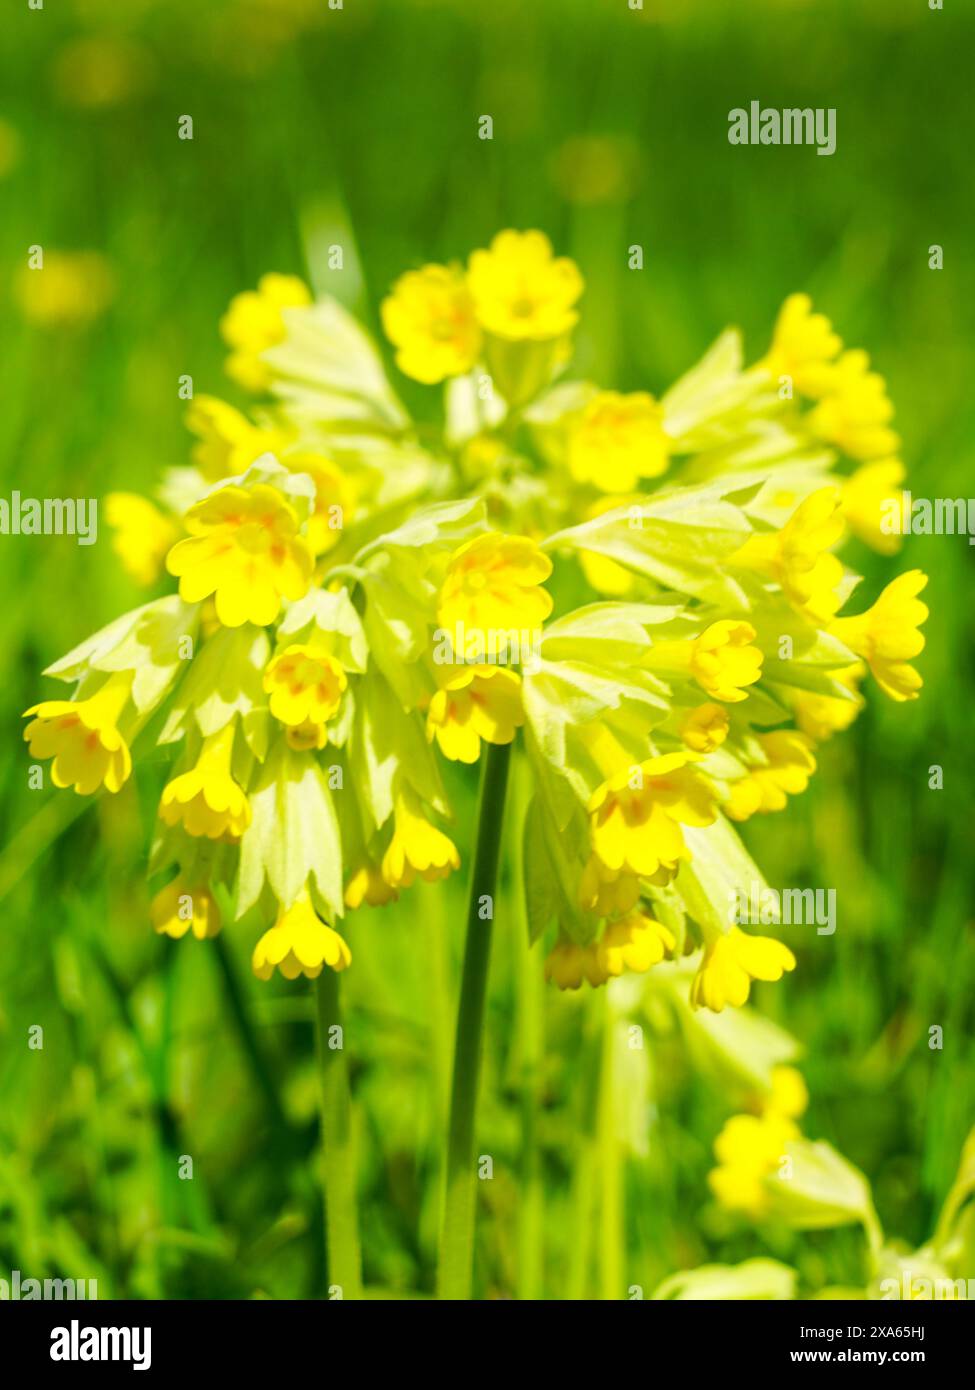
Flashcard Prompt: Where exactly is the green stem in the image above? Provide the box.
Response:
[597,1003,624,1301]
[437,740,512,1301]
[314,968,362,1300]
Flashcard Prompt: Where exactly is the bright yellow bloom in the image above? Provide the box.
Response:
[688,621,764,703]
[588,752,716,881]
[285,453,354,555]
[437,533,553,658]
[23,675,132,795]
[830,570,928,702]
[185,396,293,481]
[166,480,313,628]
[595,911,675,979]
[568,391,671,491]
[808,349,900,460]
[381,787,460,889]
[15,250,114,327]
[252,894,351,981]
[105,492,178,586]
[760,293,842,398]
[220,272,312,392]
[159,723,251,841]
[709,1109,800,1216]
[680,702,730,754]
[578,855,641,915]
[842,458,907,554]
[264,644,346,737]
[426,665,524,763]
[691,927,797,1012]
[544,938,609,990]
[732,488,845,623]
[151,880,221,941]
[467,229,583,341]
[344,862,399,910]
[380,263,482,384]
[768,1064,809,1120]
[791,664,865,741]
[725,731,816,821]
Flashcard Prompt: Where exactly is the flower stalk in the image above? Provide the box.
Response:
[314,968,362,1299]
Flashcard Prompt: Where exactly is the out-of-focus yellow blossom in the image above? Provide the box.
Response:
[595,911,675,979]
[808,349,900,460]
[578,855,641,916]
[426,665,523,763]
[841,458,907,554]
[23,674,132,795]
[0,119,21,178]
[437,533,553,657]
[381,786,460,889]
[790,664,865,742]
[159,723,251,841]
[588,752,716,882]
[544,938,609,991]
[252,894,351,981]
[691,926,796,1012]
[733,488,845,623]
[105,492,179,586]
[768,1064,809,1120]
[830,570,928,702]
[264,643,346,736]
[467,229,583,341]
[760,293,842,398]
[680,702,730,754]
[708,1065,808,1215]
[151,880,221,941]
[186,396,293,481]
[381,263,482,384]
[567,391,671,491]
[285,453,354,555]
[220,272,311,392]
[344,861,399,910]
[650,621,764,703]
[166,480,313,628]
[725,730,816,821]
[15,250,114,327]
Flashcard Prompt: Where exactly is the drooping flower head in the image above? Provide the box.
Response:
[808,349,900,461]
[437,532,552,662]
[220,272,312,392]
[725,731,817,821]
[381,785,460,889]
[426,664,524,763]
[381,263,482,384]
[23,673,133,795]
[467,230,583,341]
[732,488,846,623]
[252,893,351,981]
[842,458,907,554]
[567,390,671,491]
[830,570,928,701]
[594,911,675,979]
[688,620,764,703]
[159,722,251,841]
[151,880,221,941]
[264,643,347,739]
[691,926,796,1012]
[105,492,178,587]
[588,752,716,882]
[186,396,293,481]
[760,292,842,398]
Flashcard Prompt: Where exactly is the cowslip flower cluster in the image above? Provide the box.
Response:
[26,233,927,1015]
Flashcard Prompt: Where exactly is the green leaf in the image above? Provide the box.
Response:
[157,625,270,759]
[652,1258,797,1301]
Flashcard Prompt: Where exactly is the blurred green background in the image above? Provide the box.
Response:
[1,0,973,1299]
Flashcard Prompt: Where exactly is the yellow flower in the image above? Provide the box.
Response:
[829,570,928,702]
[186,396,293,481]
[808,349,900,460]
[426,665,524,763]
[344,862,399,910]
[732,488,845,623]
[252,894,351,981]
[151,880,221,941]
[687,620,764,703]
[380,263,482,384]
[760,293,842,398]
[768,1065,809,1120]
[23,674,132,795]
[105,493,178,586]
[791,664,865,741]
[680,702,730,754]
[578,855,641,915]
[709,1109,800,1216]
[264,643,346,737]
[579,494,639,595]
[595,911,675,978]
[381,786,460,889]
[159,723,251,841]
[285,720,329,752]
[568,391,671,491]
[166,480,313,628]
[284,453,354,555]
[15,250,114,327]
[220,272,312,392]
[691,927,796,1012]
[544,938,609,990]
[437,533,553,658]
[725,731,816,821]
[467,229,583,341]
[588,752,716,881]
[841,458,907,555]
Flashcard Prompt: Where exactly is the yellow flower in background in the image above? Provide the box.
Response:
[791,664,865,742]
[725,730,816,821]
[830,570,928,702]
[220,272,311,392]
[808,349,900,460]
[467,229,583,341]
[437,533,553,656]
[760,293,842,398]
[159,723,251,841]
[732,488,845,623]
[264,643,346,734]
[688,620,764,703]
[691,926,796,1012]
[680,702,730,754]
[15,250,114,327]
[568,391,671,491]
[709,1109,800,1216]
[186,396,293,481]
[166,480,313,627]
[252,894,351,981]
[842,458,907,554]
[544,938,609,991]
[381,786,460,889]
[426,665,524,763]
[595,911,675,979]
[105,492,179,586]
[344,861,399,910]
[151,880,221,941]
[578,855,641,916]
[285,453,354,555]
[23,675,132,796]
[588,752,716,881]
[768,1064,809,1120]
[381,263,482,384]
